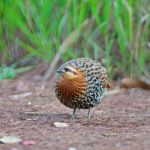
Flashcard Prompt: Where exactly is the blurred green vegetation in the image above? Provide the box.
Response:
[0,0,150,79]
[0,67,16,79]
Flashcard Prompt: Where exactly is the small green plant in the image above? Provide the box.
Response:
[0,65,33,80]
[0,67,16,80]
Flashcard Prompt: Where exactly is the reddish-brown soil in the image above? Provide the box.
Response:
[0,79,150,150]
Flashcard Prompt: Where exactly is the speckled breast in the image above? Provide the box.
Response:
[55,58,107,109]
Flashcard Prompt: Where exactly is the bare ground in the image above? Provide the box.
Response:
[0,79,150,150]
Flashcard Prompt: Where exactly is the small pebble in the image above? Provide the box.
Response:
[68,147,77,150]
[27,102,32,105]
[54,122,69,128]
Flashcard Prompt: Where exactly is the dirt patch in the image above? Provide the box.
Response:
[0,79,150,150]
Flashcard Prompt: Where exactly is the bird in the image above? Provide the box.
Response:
[55,58,110,119]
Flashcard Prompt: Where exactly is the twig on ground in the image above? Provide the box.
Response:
[107,89,125,95]
[24,111,51,115]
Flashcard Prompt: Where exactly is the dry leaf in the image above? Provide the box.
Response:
[120,78,150,90]
[22,140,36,145]
[0,135,22,144]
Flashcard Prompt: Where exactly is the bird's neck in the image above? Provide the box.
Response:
[56,76,87,100]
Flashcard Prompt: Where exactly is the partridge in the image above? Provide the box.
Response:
[55,58,110,118]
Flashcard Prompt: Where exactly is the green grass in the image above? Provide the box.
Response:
[0,0,150,79]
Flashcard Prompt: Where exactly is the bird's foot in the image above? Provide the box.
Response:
[87,108,91,119]
[71,113,76,119]
[71,108,77,120]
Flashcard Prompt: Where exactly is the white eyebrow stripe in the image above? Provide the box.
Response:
[65,66,77,73]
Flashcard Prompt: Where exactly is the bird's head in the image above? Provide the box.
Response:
[57,65,78,80]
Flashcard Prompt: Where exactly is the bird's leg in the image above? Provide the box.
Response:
[71,108,76,119]
[87,108,91,119]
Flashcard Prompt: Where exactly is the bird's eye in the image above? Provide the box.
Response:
[63,66,77,74]
[64,67,69,72]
